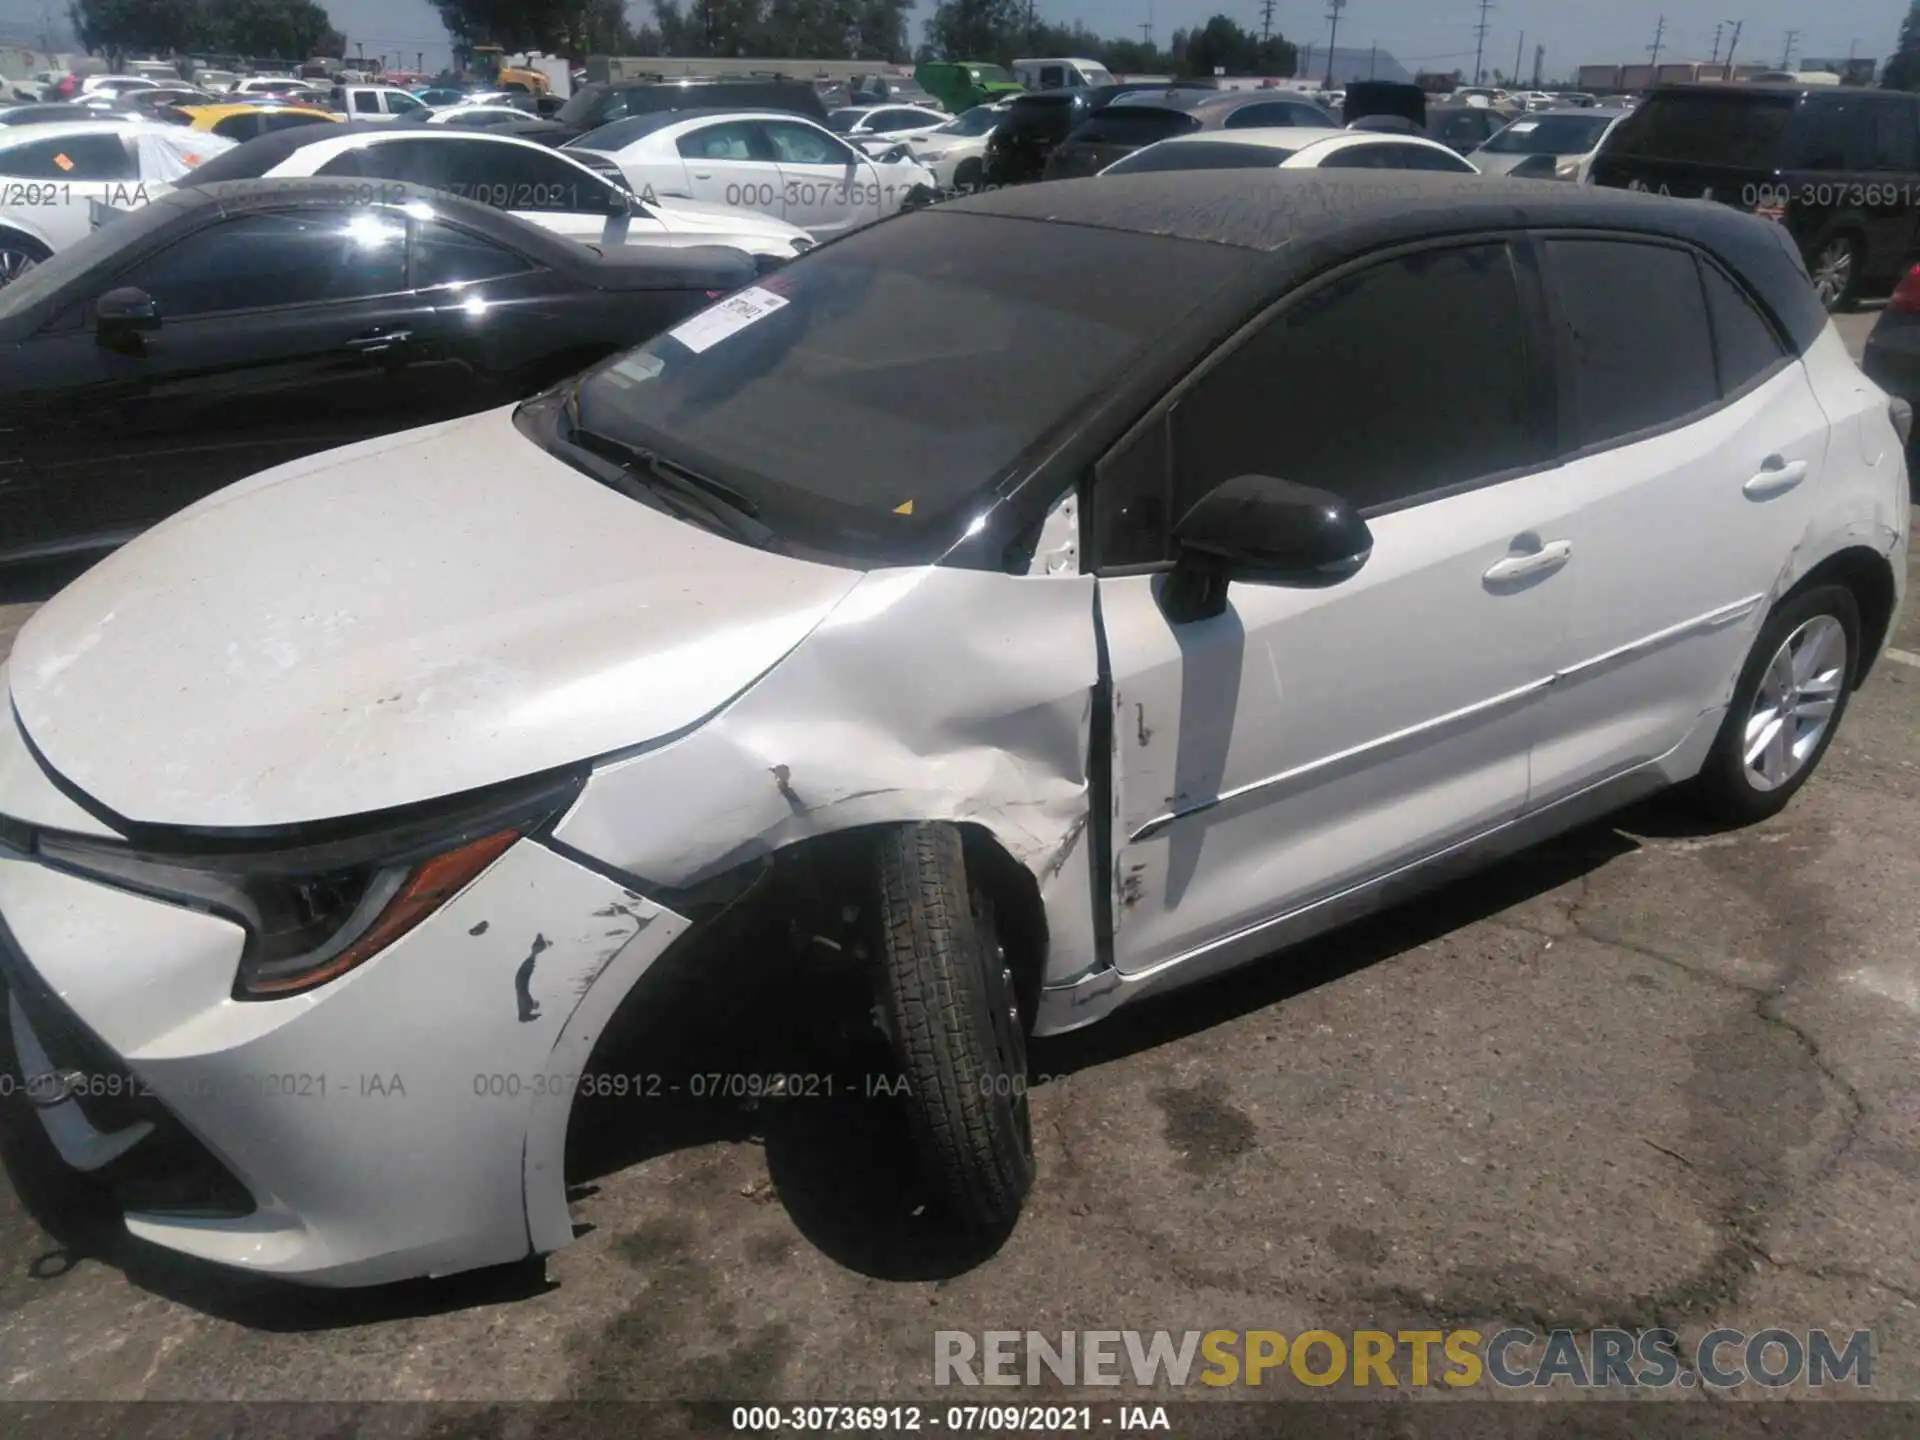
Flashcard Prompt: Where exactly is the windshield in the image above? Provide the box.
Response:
[1605,91,1796,168]
[558,211,1249,564]
[1482,114,1614,154]
[1103,140,1289,174]
[555,84,609,127]
[970,65,1017,85]
[940,106,1004,137]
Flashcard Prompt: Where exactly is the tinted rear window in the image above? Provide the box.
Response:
[1103,141,1289,174]
[1604,91,1797,168]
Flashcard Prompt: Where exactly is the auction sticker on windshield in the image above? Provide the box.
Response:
[667,285,789,355]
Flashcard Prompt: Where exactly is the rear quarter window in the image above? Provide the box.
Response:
[1606,92,1797,169]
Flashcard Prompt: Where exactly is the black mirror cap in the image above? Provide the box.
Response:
[1175,473,1373,579]
[95,286,161,333]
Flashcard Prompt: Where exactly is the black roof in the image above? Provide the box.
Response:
[942,171,1827,352]
[177,120,577,185]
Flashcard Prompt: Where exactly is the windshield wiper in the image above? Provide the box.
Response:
[561,390,773,548]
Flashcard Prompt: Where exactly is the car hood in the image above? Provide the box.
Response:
[9,407,866,831]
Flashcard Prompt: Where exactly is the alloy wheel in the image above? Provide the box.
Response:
[1743,614,1849,792]
[974,890,1031,1148]
[0,248,38,287]
[1810,238,1854,310]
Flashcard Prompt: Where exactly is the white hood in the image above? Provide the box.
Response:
[649,195,808,240]
[9,408,865,830]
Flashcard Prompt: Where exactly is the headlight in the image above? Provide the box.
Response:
[918,148,947,161]
[1554,158,1580,180]
[38,769,584,1000]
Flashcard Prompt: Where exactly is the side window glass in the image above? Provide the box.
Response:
[763,122,849,166]
[116,209,408,316]
[678,122,758,161]
[413,222,533,288]
[1870,101,1917,171]
[1316,145,1387,169]
[211,114,256,142]
[341,140,443,185]
[1701,262,1788,396]
[1094,413,1173,569]
[1393,144,1473,172]
[1171,243,1544,517]
[1544,239,1717,447]
[1224,104,1291,129]
[351,91,381,115]
[1041,65,1065,88]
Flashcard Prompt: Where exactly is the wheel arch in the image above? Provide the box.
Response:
[1782,543,1898,686]
[0,219,54,256]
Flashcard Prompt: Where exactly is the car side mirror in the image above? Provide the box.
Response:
[94,286,160,350]
[1160,474,1373,623]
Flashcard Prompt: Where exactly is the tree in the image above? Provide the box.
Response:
[68,0,201,62]
[1885,0,1920,91]
[202,0,341,59]
[922,0,1024,63]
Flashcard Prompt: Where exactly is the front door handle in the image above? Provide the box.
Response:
[1744,456,1808,498]
[1483,539,1572,584]
[692,171,712,179]
[346,328,412,355]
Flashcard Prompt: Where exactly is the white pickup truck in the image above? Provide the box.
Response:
[329,85,430,122]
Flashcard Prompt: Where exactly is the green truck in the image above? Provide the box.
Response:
[914,60,1025,113]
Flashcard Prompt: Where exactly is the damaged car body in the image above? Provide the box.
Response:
[0,173,1907,1286]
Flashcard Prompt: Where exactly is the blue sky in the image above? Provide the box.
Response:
[2,0,1909,78]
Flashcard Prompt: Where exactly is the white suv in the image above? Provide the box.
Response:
[0,173,1905,1287]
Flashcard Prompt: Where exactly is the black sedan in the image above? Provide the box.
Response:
[0,179,760,564]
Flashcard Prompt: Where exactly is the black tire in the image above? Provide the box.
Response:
[952,158,983,193]
[1805,228,1862,312]
[1688,583,1861,825]
[0,230,50,289]
[873,822,1034,1231]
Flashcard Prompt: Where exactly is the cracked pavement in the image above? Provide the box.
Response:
[1,321,1916,1403]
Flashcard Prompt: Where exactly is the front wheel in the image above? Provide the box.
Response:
[873,822,1034,1231]
[0,232,50,288]
[1687,584,1860,824]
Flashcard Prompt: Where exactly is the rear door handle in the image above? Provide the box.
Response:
[346,328,412,355]
[1483,540,1572,584]
[1744,456,1808,498]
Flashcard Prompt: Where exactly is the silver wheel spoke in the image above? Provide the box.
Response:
[1742,613,1849,792]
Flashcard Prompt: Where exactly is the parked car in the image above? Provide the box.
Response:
[825,104,951,154]
[0,122,234,284]
[177,102,342,142]
[414,86,470,108]
[1042,99,1206,180]
[565,110,936,238]
[171,125,813,259]
[1589,82,1920,310]
[232,77,324,99]
[328,84,430,122]
[418,104,543,128]
[554,79,830,139]
[78,76,159,99]
[984,89,1092,184]
[0,104,138,127]
[1013,56,1116,91]
[0,170,1902,1288]
[891,101,1012,190]
[1183,90,1341,130]
[914,59,1025,114]
[1099,128,1480,176]
[0,179,764,565]
[1425,103,1512,154]
[1467,109,1625,181]
[1858,262,1920,487]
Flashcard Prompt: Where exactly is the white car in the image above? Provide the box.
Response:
[422,105,538,127]
[0,122,234,283]
[163,128,814,259]
[332,85,430,122]
[1098,127,1480,176]
[1467,109,1627,182]
[566,109,938,238]
[78,75,159,98]
[0,172,1902,1288]
[893,102,1012,189]
[825,103,952,155]
[232,77,324,98]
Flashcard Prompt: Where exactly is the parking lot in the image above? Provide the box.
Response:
[0,311,1915,1408]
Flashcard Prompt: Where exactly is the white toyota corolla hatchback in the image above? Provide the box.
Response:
[0,174,1906,1287]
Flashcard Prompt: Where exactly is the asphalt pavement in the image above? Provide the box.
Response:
[0,318,1916,1407]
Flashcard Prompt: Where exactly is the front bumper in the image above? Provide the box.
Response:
[0,824,689,1287]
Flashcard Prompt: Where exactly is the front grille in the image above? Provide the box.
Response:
[0,910,255,1217]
